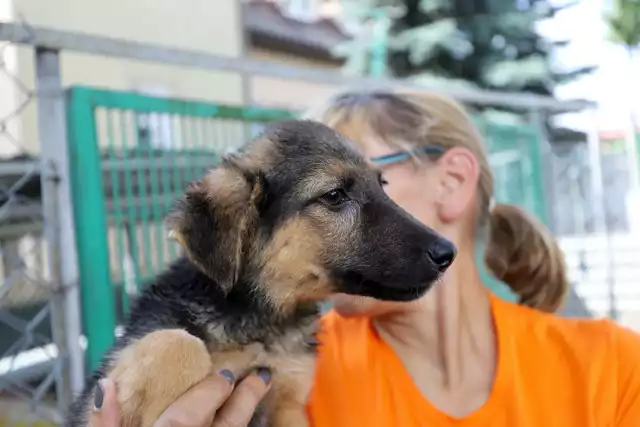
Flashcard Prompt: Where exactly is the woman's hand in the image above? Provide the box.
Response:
[91,369,272,427]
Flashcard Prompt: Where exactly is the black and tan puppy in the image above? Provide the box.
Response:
[65,120,456,427]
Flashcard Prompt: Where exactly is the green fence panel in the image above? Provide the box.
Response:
[66,85,546,372]
[66,88,115,372]
[66,86,294,371]
[483,120,546,222]
[474,118,546,301]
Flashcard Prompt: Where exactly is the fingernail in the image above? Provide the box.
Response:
[257,368,271,385]
[218,369,235,384]
[94,380,104,410]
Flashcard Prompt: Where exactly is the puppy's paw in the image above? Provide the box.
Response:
[101,329,212,427]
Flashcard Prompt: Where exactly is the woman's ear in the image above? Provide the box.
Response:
[434,147,480,223]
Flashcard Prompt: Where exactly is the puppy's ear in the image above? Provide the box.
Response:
[167,161,265,293]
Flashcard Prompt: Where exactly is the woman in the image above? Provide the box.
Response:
[92,91,640,426]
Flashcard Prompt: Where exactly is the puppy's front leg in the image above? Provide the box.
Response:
[94,329,213,427]
[268,358,315,427]
[269,402,309,427]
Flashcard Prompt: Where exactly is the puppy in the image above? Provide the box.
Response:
[65,120,456,427]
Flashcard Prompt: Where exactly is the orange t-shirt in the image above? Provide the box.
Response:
[307,294,640,426]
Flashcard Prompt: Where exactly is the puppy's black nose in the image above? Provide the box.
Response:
[427,239,456,272]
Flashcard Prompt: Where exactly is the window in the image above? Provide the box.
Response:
[284,0,317,21]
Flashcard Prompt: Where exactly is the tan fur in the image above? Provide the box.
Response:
[201,168,249,205]
[258,217,334,315]
[89,330,213,427]
[233,137,278,171]
[87,126,380,427]
[170,166,261,292]
[167,229,186,248]
[91,321,317,427]
[208,317,317,427]
[294,161,359,200]
[201,168,265,288]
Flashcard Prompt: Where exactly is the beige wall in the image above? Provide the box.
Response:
[2,0,245,156]
[247,47,343,111]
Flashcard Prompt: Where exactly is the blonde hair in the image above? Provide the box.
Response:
[306,91,568,312]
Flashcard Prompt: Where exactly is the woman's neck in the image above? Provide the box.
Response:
[372,251,498,415]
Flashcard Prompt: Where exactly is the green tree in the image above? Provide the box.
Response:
[333,0,595,130]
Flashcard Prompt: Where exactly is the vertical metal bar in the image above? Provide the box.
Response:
[529,108,594,317]
[106,110,127,315]
[34,48,85,409]
[194,117,207,179]
[527,109,553,227]
[624,47,640,194]
[188,116,201,187]
[586,108,607,238]
[146,113,164,273]
[66,86,116,372]
[121,110,141,313]
[158,113,174,263]
[235,0,254,142]
[585,107,618,320]
[132,113,154,284]
[181,115,195,194]
[168,114,182,260]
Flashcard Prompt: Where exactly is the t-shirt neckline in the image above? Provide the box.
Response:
[370,293,514,424]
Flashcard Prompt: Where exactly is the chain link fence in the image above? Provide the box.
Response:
[0,18,69,427]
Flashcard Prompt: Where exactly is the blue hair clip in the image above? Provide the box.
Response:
[369,146,446,166]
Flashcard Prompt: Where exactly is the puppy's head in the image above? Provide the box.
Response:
[167,120,456,312]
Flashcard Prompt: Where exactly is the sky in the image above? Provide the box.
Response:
[539,0,640,132]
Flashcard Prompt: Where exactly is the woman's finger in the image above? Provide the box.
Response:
[89,379,120,427]
[153,370,236,427]
[211,369,271,427]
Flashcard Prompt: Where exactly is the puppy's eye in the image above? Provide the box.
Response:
[320,189,350,206]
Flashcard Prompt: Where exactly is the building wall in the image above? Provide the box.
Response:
[3,0,245,156]
[247,47,343,110]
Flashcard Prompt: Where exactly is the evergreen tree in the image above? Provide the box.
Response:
[333,0,595,129]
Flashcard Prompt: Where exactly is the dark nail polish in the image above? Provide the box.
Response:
[94,380,104,410]
[257,368,271,385]
[218,369,235,384]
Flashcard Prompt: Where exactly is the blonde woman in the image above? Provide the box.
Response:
[91,91,640,427]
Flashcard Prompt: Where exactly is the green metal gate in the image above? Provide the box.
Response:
[66,86,294,371]
[66,86,546,372]
[476,119,546,301]
[480,120,546,223]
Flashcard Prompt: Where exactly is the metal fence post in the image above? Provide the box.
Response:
[585,106,618,320]
[586,107,607,238]
[35,47,85,410]
[527,109,555,230]
[527,108,593,318]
